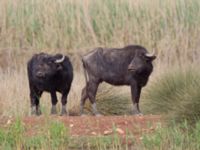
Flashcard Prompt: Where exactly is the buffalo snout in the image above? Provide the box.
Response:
[36,71,45,78]
[128,64,137,72]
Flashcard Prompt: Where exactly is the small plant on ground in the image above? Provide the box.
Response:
[47,121,69,150]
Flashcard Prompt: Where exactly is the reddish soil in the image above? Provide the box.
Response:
[0,115,162,142]
[22,115,162,140]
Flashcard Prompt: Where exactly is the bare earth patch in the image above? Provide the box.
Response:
[0,115,162,140]
[21,115,161,141]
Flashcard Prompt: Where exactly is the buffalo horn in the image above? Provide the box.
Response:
[55,55,65,63]
[145,49,155,57]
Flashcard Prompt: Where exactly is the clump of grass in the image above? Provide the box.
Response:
[0,118,25,149]
[140,120,200,150]
[96,93,132,115]
[97,85,132,115]
[84,85,132,115]
[24,135,46,150]
[47,121,69,149]
[142,66,200,122]
[24,120,69,150]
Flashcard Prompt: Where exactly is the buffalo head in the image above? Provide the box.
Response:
[128,50,156,74]
[34,54,65,78]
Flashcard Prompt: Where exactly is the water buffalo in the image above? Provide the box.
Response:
[27,53,73,115]
[80,45,156,116]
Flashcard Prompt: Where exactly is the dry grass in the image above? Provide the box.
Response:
[0,68,29,116]
[0,0,200,62]
[0,0,200,116]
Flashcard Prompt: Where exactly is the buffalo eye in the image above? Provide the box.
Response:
[138,53,143,58]
[47,60,54,65]
[56,64,63,71]
[138,53,146,60]
[38,64,45,68]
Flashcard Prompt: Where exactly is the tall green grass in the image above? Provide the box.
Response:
[142,66,200,122]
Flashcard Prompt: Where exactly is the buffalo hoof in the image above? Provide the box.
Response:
[60,106,67,116]
[36,109,42,116]
[80,114,87,117]
[132,108,143,116]
[51,106,57,115]
[31,111,36,116]
[135,113,143,116]
[60,110,68,116]
[31,106,41,116]
[51,110,57,115]
[95,113,103,117]
[31,106,36,115]
[133,113,143,116]
[31,112,36,116]
[31,111,41,116]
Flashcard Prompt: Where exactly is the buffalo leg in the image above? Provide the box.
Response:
[87,81,100,116]
[131,83,142,115]
[60,88,70,116]
[80,86,88,115]
[50,92,58,114]
[30,90,42,116]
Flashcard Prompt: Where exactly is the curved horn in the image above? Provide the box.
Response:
[55,55,65,63]
[145,49,155,57]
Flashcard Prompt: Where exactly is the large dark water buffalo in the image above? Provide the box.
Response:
[27,53,73,115]
[80,45,156,116]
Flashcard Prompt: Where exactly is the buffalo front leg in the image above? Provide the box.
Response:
[30,90,42,116]
[50,92,58,114]
[131,83,142,115]
[60,90,69,116]
[87,81,101,116]
[80,86,88,116]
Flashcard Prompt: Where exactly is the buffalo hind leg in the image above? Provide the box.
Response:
[50,92,58,114]
[131,83,142,115]
[80,86,88,116]
[87,81,101,116]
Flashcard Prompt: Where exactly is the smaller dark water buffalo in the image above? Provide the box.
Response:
[27,53,73,115]
[80,45,156,116]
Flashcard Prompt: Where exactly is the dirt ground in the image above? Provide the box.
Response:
[22,115,162,140]
[0,115,162,142]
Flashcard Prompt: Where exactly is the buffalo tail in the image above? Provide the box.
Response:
[82,59,88,85]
